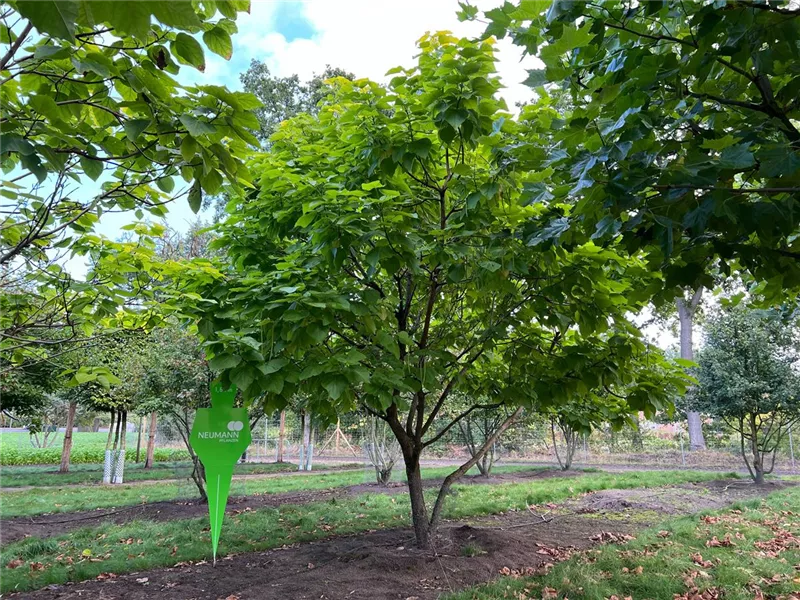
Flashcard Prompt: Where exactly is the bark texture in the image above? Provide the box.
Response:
[677,287,707,451]
[58,401,77,473]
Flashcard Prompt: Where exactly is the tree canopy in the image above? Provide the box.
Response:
[180,32,686,547]
[0,0,259,371]
[471,0,800,302]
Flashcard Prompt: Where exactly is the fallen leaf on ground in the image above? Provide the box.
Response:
[590,532,635,544]
[690,553,713,568]
[706,535,735,548]
[5,559,23,569]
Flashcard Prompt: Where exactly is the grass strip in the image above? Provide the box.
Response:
[447,485,799,600]
[0,465,538,518]
[0,470,730,594]
[0,461,299,488]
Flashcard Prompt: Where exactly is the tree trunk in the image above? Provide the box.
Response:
[59,401,77,473]
[135,415,144,462]
[403,450,431,549]
[144,412,157,468]
[106,410,116,451]
[113,411,127,484]
[113,411,122,450]
[677,288,707,451]
[750,415,765,484]
[300,411,312,470]
[277,410,286,463]
[428,406,523,541]
[551,418,566,470]
[191,455,208,501]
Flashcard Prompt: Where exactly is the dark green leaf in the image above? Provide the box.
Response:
[522,69,548,87]
[179,115,216,137]
[2,135,35,156]
[16,0,78,41]
[188,179,202,214]
[80,156,103,181]
[209,354,242,370]
[718,144,755,169]
[152,2,201,29]
[408,138,432,158]
[122,119,151,142]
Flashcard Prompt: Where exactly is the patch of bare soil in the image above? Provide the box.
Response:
[567,479,795,516]
[8,478,791,600]
[0,469,575,544]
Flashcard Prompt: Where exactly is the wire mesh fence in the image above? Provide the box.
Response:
[2,413,797,479]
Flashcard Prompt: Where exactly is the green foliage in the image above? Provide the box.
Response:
[696,305,800,419]
[185,33,681,419]
[0,0,259,370]
[475,0,800,302]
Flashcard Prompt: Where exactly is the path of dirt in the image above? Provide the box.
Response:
[0,469,575,544]
[7,479,793,600]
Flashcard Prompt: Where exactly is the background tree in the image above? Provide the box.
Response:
[240,60,354,144]
[695,304,800,483]
[180,34,685,548]
[455,401,509,477]
[364,413,401,485]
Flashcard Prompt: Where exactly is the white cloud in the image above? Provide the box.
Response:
[235,0,540,108]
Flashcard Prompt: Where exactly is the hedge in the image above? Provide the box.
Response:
[0,433,189,466]
[0,445,189,466]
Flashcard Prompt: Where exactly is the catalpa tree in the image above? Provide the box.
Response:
[183,34,684,547]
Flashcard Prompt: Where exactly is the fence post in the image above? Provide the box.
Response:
[264,418,269,462]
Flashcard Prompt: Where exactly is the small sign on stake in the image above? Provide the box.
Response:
[190,381,251,565]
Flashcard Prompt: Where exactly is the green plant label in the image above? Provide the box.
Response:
[189,381,251,563]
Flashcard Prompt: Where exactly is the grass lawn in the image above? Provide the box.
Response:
[0,460,299,488]
[0,464,536,518]
[447,485,800,600]
[0,470,729,594]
